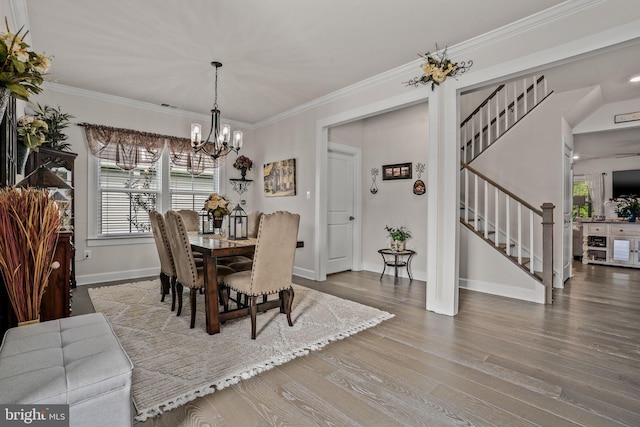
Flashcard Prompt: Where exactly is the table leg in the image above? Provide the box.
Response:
[379,253,386,280]
[204,253,221,335]
[407,253,414,281]
[394,254,399,284]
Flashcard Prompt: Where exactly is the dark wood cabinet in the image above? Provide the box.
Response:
[25,147,78,288]
[0,232,73,335]
[40,233,73,321]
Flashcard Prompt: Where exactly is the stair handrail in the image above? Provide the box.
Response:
[460,76,546,129]
[461,161,554,303]
[461,162,542,216]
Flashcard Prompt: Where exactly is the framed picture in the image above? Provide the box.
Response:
[263,158,296,197]
[382,162,412,180]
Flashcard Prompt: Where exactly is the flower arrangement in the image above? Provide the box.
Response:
[17,115,48,150]
[233,155,253,171]
[611,194,640,221]
[0,187,61,323]
[385,225,412,241]
[0,17,52,101]
[204,193,231,218]
[404,45,472,90]
[32,104,74,151]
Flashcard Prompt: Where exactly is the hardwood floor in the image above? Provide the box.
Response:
[73,261,640,426]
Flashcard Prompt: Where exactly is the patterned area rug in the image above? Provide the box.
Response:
[88,279,394,421]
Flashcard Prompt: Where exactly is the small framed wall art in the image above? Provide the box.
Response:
[382,162,412,180]
[263,158,296,197]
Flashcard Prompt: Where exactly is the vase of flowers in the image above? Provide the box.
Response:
[385,225,412,251]
[0,17,52,121]
[0,187,61,324]
[233,155,253,179]
[204,193,231,231]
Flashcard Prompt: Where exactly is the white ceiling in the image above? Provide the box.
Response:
[21,0,566,124]
[11,0,640,159]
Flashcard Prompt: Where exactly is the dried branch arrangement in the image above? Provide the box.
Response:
[0,187,61,323]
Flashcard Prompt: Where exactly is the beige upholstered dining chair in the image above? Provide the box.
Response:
[177,209,200,233]
[224,211,300,339]
[148,211,176,307]
[165,210,235,328]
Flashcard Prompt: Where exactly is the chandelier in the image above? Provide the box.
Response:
[191,61,242,164]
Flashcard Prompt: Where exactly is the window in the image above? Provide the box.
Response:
[573,180,591,219]
[95,148,221,238]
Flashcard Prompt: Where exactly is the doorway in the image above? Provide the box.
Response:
[326,143,361,274]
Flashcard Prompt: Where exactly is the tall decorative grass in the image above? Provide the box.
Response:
[0,187,61,323]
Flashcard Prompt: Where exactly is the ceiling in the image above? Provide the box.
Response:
[11,0,640,159]
[20,0,566,124]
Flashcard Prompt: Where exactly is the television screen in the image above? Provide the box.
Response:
[612,169,640,198]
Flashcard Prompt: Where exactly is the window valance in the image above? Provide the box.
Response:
[83,123,166,171]
[83,123,222,174]
[167,137,225,175]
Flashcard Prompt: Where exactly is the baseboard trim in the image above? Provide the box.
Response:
[76,267,159,286]
[459,277,545,304]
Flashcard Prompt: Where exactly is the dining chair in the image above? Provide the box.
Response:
[165,210,235,328]
[177,209,200,233]
[148,210,176,306]
[224,211,300,339]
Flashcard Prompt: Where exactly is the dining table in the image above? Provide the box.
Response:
[188,234,256,334]
[189,233,305,335]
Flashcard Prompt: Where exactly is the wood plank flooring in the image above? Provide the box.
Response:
[73,261,640,426]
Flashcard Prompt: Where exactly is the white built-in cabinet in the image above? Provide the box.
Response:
[582,221,640,268]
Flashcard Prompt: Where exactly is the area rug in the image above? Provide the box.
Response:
[88,279,394,421]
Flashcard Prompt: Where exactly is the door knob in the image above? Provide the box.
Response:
[349,216,355,221]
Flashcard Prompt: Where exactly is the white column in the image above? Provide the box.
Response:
[426,84,459,316]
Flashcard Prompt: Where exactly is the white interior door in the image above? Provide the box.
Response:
[563,142,573,282]
[327,149,355,274]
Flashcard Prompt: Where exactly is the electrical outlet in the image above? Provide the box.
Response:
[83,250,92,259]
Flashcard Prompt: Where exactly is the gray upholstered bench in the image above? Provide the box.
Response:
[0,313,134,427]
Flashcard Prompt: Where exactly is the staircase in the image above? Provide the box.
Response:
[459,75,554,303]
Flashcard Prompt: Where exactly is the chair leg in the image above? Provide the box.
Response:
[285,286,294,327]
[171,276,177,312]
[249,296,257,339]
[160,273,170,302]
[176,282,183,316]
[220,285,229,312]
[190,288,197,329]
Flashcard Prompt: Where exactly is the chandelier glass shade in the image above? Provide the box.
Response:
[191,61,242,165]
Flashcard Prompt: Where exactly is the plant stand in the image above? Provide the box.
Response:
[378,248,416,284]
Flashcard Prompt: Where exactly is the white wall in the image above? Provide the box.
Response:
[12,1,640,312]
[328,102,429,280]
[28,88,255,284]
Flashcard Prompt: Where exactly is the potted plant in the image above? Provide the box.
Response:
[204,193,231,228]
[0,187,61,325]
[0,17,52,121]
[16,114,47,175]
[612,195,640,222]
[32,103,75,151]
[233,155,253,180]
[385,225,412,251]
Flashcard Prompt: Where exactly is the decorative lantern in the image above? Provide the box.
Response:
[228,204,248,240]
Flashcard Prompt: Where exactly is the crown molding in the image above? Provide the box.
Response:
[42,82,254,130]
[21,0,604,131]
[255,0,605,129]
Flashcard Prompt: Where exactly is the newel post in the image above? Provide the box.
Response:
[541,202,555,304]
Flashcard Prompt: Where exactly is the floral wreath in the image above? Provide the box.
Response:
[404,45,472,91]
